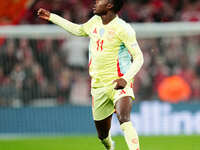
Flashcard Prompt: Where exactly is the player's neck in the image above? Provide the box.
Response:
[101,11,116,25]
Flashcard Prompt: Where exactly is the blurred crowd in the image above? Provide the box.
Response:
[135,36,200,101]
[0,38,90,106]
[0,0,200,106]
[22,0,200,24]
[0,36,199,106]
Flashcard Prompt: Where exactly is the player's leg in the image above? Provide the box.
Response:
[115,96,140,150]
[94,114,114,150]
[92,86,116,149]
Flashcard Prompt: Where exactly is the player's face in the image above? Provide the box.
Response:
[93,0,111,15]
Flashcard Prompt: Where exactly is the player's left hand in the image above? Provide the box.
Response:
[113,78,127,90]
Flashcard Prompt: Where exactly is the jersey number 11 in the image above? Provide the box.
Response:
[96,39,104,51]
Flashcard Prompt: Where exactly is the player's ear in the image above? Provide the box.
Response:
[107,0,114,9]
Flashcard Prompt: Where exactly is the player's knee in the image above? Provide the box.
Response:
[97,132,109,140]
[116,112,130,124]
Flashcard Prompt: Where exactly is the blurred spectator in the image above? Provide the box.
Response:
[10,63,25,89]
[35,39,55,79]
[0,67,9,85]
[57,68,72,104]
[0,40,19,75]
[32,64,48,95]
[69,71,90,105]
[20,51,40,105]
[181,0,200,22]
[0,65,17,106]
[61,36,89,70]
[16,38,33,62]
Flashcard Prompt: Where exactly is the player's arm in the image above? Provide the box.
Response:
[121,25,144,83]
[114,25,144,90]
[37,8,88,36]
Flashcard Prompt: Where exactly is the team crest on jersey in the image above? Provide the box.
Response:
[99,28,105,37]
[107,30,115,40]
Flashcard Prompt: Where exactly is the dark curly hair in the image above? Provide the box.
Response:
[109,0,124,13]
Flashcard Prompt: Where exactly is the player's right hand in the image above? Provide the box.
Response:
[37,8,50,21]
